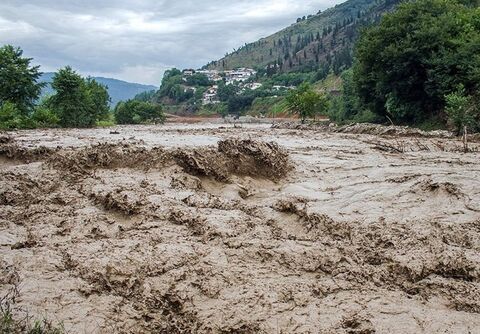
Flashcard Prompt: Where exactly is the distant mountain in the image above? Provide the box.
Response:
[40,73,157,107]
[205,0,401,75]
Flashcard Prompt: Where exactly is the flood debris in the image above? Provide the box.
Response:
[0,124,479,333]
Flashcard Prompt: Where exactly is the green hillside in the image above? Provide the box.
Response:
[205,0,401,75]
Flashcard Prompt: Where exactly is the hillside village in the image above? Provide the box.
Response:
[181,68,293,105]
[183,68,258,105]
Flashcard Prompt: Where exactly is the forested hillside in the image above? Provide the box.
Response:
[205,0,401,76]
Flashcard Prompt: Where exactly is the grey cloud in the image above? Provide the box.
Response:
[1,0,343,85]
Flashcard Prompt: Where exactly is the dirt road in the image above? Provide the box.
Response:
[1,123,479,333]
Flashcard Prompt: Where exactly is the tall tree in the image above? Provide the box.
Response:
[85,77,110,121]
[49,67,110,128]
[0,45,45,114]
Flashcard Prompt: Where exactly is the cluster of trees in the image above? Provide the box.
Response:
[330,0,480,133]
[0,45,165,129]
[114,99,165,124]
[0,46,111,129]
[47,67,111,128]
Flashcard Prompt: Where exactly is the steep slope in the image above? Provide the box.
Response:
[40,73,157,106]
[205,0,401,75]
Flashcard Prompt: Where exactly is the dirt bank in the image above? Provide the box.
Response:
[272,121,461,139]
[1,124,479,333]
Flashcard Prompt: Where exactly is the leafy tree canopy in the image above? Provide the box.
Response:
[49,66,110,128]
[0,45,45,114]
[353,0,480,125]
[286,83,329,122]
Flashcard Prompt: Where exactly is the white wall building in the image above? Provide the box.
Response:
[202,85,220,105]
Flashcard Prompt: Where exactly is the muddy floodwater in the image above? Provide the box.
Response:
[1,123,480,333]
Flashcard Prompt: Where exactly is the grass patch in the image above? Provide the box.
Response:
[1,288,64,334]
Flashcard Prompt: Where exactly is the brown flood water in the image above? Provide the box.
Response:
[1,123,479,333]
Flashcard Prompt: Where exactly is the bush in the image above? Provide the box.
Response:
[286,83,329,122]
[114,100,165,124]
[227,95,255,115]
[31,101,60,128]
[0,102,34,129]
[96,113,116,127]
[445,85,480,134]
[1,288,64,334]
[249,97,286,117]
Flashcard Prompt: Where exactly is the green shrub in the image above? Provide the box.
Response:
[1,287,64,334]
[0,102,34,129]
[114,100,165,124]
[249,97,286,117]
[95,112,115,127]
[31,106,60,128]
[286,83,329,122]
[445,85,479,134]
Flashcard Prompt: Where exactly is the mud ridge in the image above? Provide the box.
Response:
[272,121,455,139]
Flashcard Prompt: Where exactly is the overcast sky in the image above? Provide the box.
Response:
[1,0,344,85]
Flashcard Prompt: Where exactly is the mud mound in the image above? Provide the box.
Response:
[273,197,308,215]
[174,139,292,182]
[0,171,59,206]
[169,208,207,236]
[2,139,291,182]
[335,123,452,138]
[0,142,56,162]
[274,197,351,239]
[218,139,292,179]
[90,188,146,215]
[415,179,463,198]
[173,149,229,181]
[48,143,169,176]
[0,132,12,144]
[341,313,375,334]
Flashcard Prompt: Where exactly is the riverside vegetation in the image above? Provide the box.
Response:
[0,46,165,130]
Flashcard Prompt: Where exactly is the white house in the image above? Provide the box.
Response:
[202,85,220,105]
